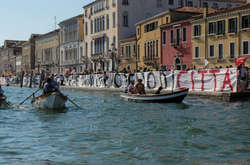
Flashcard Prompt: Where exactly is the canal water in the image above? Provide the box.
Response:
[0,86,249,165]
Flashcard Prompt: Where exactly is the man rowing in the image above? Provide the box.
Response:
[43,77,60,94]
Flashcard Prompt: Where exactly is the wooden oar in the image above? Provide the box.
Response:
[57,90,81,109]
[19,88,41,105]
[67,97,81,109]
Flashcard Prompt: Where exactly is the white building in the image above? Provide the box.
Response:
[82,0,246,72]
[59,14,84,74]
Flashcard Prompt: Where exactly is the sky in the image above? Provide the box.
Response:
[0,0,92,45]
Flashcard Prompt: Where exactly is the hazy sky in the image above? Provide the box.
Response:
[0,0,92,45]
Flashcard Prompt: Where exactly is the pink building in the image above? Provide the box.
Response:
[161,19,194,70]
[161,7,216,70]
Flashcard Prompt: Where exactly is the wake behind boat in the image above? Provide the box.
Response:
[120,88,189,103]
[31,92,68,109]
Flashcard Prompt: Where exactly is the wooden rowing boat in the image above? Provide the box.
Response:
[120,88,189,103]
[31,92,68,109]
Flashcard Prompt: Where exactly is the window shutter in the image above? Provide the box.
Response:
[222,20,225,34]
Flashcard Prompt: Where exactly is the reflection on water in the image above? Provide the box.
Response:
[0,86,249,165]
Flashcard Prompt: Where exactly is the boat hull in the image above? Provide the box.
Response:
[120,88,189,103]
[32,92,67,109]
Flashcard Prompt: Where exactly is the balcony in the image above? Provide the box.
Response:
[143,56,159,65]
[90,53,105,61]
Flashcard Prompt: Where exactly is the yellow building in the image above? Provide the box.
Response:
[136,7,206,71]
[192,4,250,69]
[21,34,40,73]
[118,35,137,72]
[35,29,60,74]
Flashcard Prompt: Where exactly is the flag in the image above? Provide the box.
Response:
[204,59,209,66]
[235,56,248,66]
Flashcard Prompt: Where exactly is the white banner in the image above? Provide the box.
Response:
[0,68,238,92]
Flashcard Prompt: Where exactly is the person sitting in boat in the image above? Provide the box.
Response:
[128,81,136,94]
[43,78,60,94]
[155,86,163,94]
[0,85,4,97]
[135,79,146,94]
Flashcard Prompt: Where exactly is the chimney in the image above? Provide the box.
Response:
[203,5,208,19]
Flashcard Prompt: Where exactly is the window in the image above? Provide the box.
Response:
[106,0,109,8]
[112,0,116,6]
[85,22,88,35]
[106,37,109,51]
[144,21,158,33]
[176,28,180,46]
[187,1,193,7]
[216,20,225,35]
[85,42,88,57]
[241,15,250,29]
[122,0,129,5]
[156,40,158,57]
[243,41,249,55]
[209,45,214,57]
[227,4,232,8]
[170,30,174,43]
[195,46,199,58]
[126,45,131,57]
[121,47,124,56]
[166,17,169,23]
[157,0,162,8]
[91,20,93,34]
[162,31,166,44]
[230,43,235,58]
[91,41,93,55]
[218,44,223,59]
[123,11,128,27]
[212,3,218,8]
[183,27,187,42]
[193,25,201,37]
[228,18,237,33]
[208,22,216,34]
[106,14,109,29]
[113,36,116,48]
[137,28,140,36]
[169,0,174,5]
[203,2,208,7]
[113,12,116,28]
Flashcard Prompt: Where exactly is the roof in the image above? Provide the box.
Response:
[135,7,216,26]
[192,3,250,21]
[83,0,103,9]
[36,29,60,40]
[59,14,84,25]
[120,35,136,43]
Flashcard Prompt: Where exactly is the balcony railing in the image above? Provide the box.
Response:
[143,56,159,62]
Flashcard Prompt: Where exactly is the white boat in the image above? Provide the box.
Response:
[31,92,68,109]
[120,88,189,103]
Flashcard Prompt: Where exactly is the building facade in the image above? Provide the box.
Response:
[59,14,84,74]
[35,29,60,74]
[192,3,250,69]
[119,35,137,72]
[0,40,25,76]
[83,0,193,72]
[161,8,216,70]
[136,7,207,71]
[21,34,40,73]
[177,0,245,8]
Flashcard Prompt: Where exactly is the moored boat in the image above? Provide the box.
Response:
[31,92,68,109]
[120,88,189,103]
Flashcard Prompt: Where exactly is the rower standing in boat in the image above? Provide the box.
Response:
[43,77,60,94]
[135,79,146,94]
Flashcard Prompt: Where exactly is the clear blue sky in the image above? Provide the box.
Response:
[0,0,92,45]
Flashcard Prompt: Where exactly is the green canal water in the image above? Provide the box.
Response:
[0,86,249,165]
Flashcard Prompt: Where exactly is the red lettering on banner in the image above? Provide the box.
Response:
[198,70,208,91]
[191,71,195,91]
[221,69,233,92]
[209,69,220,92]
[177,71,188,90]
